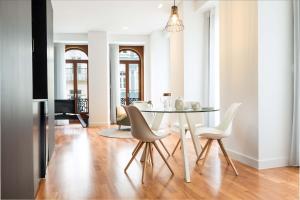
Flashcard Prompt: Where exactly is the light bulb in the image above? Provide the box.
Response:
[171,14,178,23]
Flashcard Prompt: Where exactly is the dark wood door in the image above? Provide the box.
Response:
[65,60,89,113]
[120,60,141,105]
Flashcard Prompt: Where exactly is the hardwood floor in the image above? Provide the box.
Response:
[36,124,299,200]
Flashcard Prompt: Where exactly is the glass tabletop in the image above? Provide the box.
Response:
[140,107,219,113]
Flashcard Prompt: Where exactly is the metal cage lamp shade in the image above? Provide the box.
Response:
[165,2,184,32]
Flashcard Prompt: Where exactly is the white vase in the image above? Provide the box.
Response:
[175,97,184,110]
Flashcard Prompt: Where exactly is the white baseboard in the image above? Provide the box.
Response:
[258,157,289,169]
[55,119,69,126]
[227,149,259,168]
[227,149,289,169]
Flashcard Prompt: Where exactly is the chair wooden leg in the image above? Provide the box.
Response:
[216,139,230,166]
[132,141,142,156]
[171,129,188,155]
[171,139,181,156]
[200,139,213,173]
[142,143,150,184]
[159,139,170,157]
[149,143,154,166]
[196,139,210,164]
[153,142,174,175]
[217,139,239,176]
[124,142,144,172]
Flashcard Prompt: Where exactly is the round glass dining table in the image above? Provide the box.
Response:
[140,107,218,113]
[139,107,219,183]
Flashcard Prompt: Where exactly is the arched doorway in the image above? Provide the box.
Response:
[119,46,144,105]
[65,45,89,114]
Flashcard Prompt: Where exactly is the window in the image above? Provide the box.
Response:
[65,49,88,60]
[119,50,140,61]
[119,47,144,105]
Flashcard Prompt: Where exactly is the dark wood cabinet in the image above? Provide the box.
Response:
[32,0,55,172]
[1,0,54,198]
[32,101,41,195]
[32,0,50,99]
[32,0,55,181]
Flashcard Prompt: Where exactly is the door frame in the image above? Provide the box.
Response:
[120,60,141,105]
[65,60,89,114]
[65,45,89,114]
[119,46,144,105]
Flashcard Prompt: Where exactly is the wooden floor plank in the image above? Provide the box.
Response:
[36,124,299,200]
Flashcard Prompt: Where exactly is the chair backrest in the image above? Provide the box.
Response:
[132,101,154,126]
[123,105,157,142]
[182,101,204,131]
[217,103,242,136]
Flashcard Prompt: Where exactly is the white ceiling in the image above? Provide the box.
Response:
[51,0,176,35]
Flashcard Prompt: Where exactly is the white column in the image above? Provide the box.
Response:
[220,0,259,168]
[169,32,184,100]
[109,44,120,123]
[219,0,293,169]
[88,31,110,126]
[149,31,170,106]
[54,43,66,99]
[258,0,293,169]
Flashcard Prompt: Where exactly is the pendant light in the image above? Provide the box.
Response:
[165,0,184,32]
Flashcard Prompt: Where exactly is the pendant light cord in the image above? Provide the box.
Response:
[174,0,175,6]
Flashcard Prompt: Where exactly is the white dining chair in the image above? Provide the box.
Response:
[171,101,204,155]
[123,106,174,184]
[195,103,242,176]
[132,101,171,156]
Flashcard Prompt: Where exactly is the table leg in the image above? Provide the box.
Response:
[151,113,164,131]
[179,113,191,183]
[185,113,202,157]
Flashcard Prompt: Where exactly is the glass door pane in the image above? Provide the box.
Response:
[128,63,140,104]
[119,64,126,105]
[65,63,75,100]
[77,63,88,113]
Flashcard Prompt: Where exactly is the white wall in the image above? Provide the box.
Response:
[183,1,204,103]
[88,31,110,126]
[54,33,88,44]
[220,0,259,167]
[258,0,293,169]
[219,0,293,169]
[167,3,185,101]
[149,31,170,106]
[183,1,220,127]
[108,34,148,45]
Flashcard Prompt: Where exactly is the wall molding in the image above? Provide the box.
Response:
[258,157,289,169]
[227,149,289,169]
[227,149,259,169]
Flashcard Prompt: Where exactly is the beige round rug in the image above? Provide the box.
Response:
[97,127,133,139]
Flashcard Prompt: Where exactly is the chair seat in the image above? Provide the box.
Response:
[152,129,170,139]
[173,122,203,130]
[195,127,226,139]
